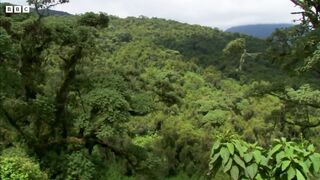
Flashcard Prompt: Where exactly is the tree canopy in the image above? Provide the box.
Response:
[0,0,320,179]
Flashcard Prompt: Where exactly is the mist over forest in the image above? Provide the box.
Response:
[0,0,320,179]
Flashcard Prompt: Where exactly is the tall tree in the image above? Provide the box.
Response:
[291,0,320,28]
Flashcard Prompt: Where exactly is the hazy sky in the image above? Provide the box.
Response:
[3,0,301,29]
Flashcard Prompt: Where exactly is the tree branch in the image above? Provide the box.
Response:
[284,119,320,129]
[0,107,35,143]
[269,92,320,109]
[54,46,83,138]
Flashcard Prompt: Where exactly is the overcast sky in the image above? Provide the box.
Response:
[4,0,301,29]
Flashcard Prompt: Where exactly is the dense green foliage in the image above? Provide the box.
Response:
[209,133,320,180]
[0,0,319,179]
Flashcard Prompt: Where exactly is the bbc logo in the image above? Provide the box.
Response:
[5,6,30,14]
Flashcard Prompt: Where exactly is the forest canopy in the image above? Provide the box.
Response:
[0,0,320,179]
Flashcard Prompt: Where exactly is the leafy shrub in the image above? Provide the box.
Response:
[78,12,109,28]
[65,151,96,180]
[129,92,155,115]
[268,138,320,180]
[202,109,231,127]
[0,148,47,180]
[209,133,320,180]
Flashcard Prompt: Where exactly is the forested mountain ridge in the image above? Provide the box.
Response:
[0,1,320,179]
[226,24,293,38]
[106,16,267,66]
[31,8,71,16]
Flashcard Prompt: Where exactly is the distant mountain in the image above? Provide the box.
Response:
[225,24,293,39]
[32,9,71,16]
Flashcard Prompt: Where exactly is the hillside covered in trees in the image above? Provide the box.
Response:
[0,0,320,179]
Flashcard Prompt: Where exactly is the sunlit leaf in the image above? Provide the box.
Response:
[244,153,253,163]
[246,163,258,179]
[287,166,295,180]
[230,165,239,180]
[221,147,231,165]
[281,160,290,171]
[227,143,235,155]
[253,150,262,164]
[234,154,246,169]
[269,144,282,158]
[309,154,320,173]
[296,169,306,180]
[224,158,233,173]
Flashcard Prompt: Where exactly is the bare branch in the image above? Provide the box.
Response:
[290,0,320,28]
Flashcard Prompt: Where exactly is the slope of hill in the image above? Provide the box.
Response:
[107,16,268,68]
[226,24,293,38]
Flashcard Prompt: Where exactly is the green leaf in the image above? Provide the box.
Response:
[281,137,287,142]
[276,151,285,164]
[230,165,239,180]
[227,143,235,155]
[253,150,262,164]
[234,141,245,157]
[292,146,304,154]
[220,147,230,165]
[224,159,233,173]
[294,159,309,174]
[309,154,320,173]
[256,174,264,180]
[244,153,253,163]
[307,144,315,152]
[284,147,294,158]
[212,141,221,150]
[296,169,306,180]
[246,163,258,179]
[260,156,268,167]
[269,144,282,157]
[287,166,295,180]
[281,160,291,171]
[303,151,311,157]
[234,154,246,169]
[209,153,220,168]
[211,141,221,156]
